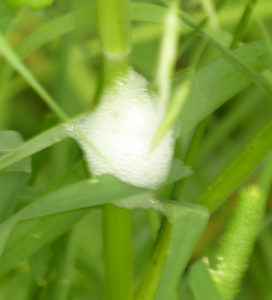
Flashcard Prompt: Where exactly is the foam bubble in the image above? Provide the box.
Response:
[74,70,174,189]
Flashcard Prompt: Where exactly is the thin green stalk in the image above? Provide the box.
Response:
[95,1,133,299]
[155,0,180,109]
[230,0,258,49]
[135,220,172,300]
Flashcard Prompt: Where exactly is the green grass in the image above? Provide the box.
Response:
[0,0,272,299]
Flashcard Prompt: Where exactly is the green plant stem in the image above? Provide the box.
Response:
[210,155,272,299]
[95,1,133,299]
[95,0,130,85]
[103,205,133,300]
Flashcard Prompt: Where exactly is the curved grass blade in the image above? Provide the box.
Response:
[21,175,143,220]
[0,123,67,171]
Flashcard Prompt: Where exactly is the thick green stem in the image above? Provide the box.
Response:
[103,205,133,300]
[95,0,131,85]
[95,1,133,299]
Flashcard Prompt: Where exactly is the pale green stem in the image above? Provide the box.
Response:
[155,0,180,110]
[95,0,130,86]
[103,205,133,300]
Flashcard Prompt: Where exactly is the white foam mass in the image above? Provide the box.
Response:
[74,70,174,189]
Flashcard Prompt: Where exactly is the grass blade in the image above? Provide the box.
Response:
[0,123,67,171]
[0,131,31,221]
[195,116,272,212]
[0,34,68,120]
[0,175,143,275]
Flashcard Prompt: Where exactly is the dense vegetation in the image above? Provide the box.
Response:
[0,0,272,299]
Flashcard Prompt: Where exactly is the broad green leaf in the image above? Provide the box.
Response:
[136,201,209,300]
[189,260,223,300]
[0,175,144,275]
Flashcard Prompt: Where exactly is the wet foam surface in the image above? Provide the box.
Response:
[73,70,174,189]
